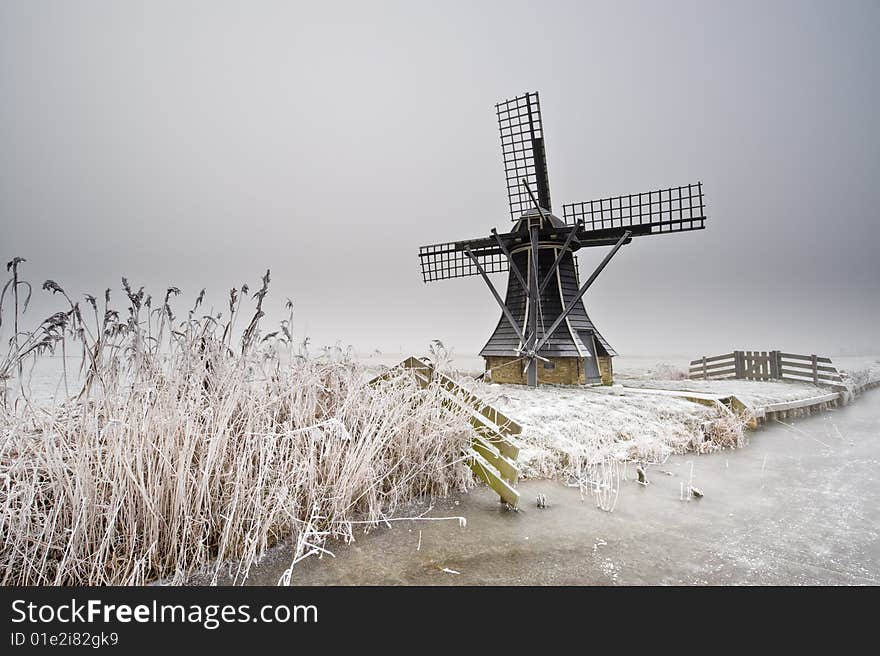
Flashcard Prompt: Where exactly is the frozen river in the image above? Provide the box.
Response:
[244,388,880,585]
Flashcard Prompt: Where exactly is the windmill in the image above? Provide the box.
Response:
[418,92,707,387]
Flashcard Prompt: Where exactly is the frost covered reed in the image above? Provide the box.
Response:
[0,260,473,585]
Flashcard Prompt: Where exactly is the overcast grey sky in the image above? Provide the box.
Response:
[2,0,878,357]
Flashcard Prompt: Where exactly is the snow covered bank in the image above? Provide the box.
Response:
[471,382,746,480]
[618,377,832,407]
[466,356,880,482]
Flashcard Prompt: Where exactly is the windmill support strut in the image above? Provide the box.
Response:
[526,223,541,386]
[538,220,584,296]
[535,230,632,353]
[464,246,527,346]
[521,178,551,226]
[491,229,529,296]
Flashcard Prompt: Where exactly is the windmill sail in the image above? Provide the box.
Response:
[497,92,551,221]
[418,239,509,283]
[563,182,706,238]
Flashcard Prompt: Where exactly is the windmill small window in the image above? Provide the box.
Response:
[417,92,707,387]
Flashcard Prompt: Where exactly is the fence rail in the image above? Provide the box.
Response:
[689,350,844,386]
[370,357,521,507]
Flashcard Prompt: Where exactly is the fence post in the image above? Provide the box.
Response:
[702,356,707,380]
[769,350,780,379]
[812,354,818,384]
[733,351,742,379]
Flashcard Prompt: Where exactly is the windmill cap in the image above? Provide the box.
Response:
[513,208,567,230]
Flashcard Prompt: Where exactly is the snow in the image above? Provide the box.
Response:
[472,382,733,479]
[617,377,833,407]
[464,355,880,481]
[363,351,880,484]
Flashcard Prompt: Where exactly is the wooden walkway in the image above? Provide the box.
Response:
[620,386,756,427]
[624,376,879,425]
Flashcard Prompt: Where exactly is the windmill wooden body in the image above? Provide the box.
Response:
[418,92,707,387]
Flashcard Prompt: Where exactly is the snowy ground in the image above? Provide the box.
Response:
[618,378,834,406]
[471,382,736,479]
[460,355,880,481]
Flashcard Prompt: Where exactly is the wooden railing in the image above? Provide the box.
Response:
[689,350,844,386]
[370,357,521,507]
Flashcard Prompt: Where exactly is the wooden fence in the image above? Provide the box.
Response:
[689,350,844,386]
[371,357,522,507]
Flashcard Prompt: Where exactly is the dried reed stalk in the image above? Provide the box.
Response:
[0,261,474,585]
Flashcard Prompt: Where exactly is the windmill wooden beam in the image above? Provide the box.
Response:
[534,230,631,354]
[463,246,527,347]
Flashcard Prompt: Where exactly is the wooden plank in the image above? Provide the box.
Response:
[763,392,840,413]
[432,385,521,459]
[748,350,770,381]
[782,371,843,382]
[434,384,521,460]
[688,365,735,377]
[469,417,520,460]
[782,362,840,378]
[780,353,833,364]
[436,371,511,423]
[423,371,522,457]
[689,372,738,380]
[688,358,735,372]
[622,387,732,402]
[725,395,751,415]
[696,367,736,377]
[688,368,733,377]
[688,352,734,366]
[467,450,520,507]
[779,360,840,375]
[780,361,840,374]
[622,387,756,427]
[377,356,522,507]
[779,368,842,380]
[367,358,431,387]
[401,356,432,374]
[471,435,519,483]
[436,373,522,436]
[779,369,843,382]
[769,350,780,379]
